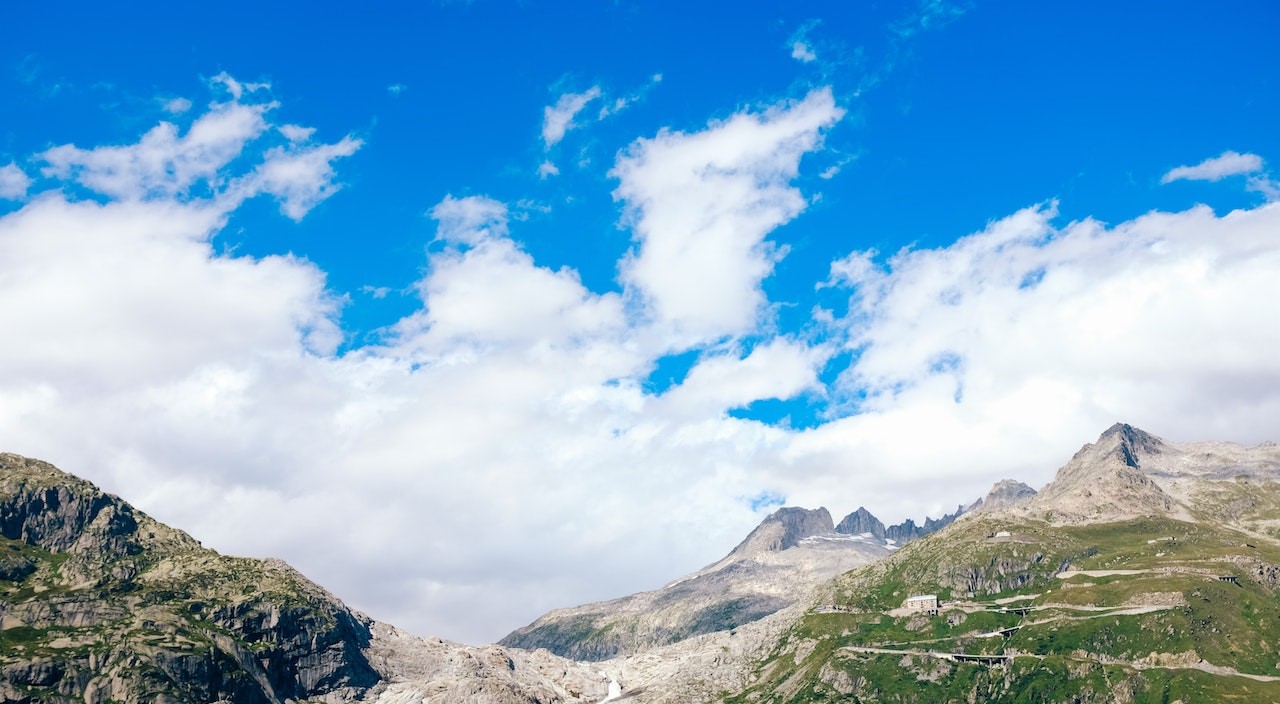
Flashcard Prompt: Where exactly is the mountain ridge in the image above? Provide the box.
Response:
[0,452,613,704]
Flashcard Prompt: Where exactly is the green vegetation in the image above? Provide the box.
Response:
[1,456,377,702]
[728,516,1280,703]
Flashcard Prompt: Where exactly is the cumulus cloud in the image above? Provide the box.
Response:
[0,163,31,200]
[40,80,360,221]
[542,86,602,148]
[1162,150,1264,183]
[40,98,273,201]
[778,200,1280,522]
[612,88,844,344]
[6,73,1278,650]
[0,84,842,642]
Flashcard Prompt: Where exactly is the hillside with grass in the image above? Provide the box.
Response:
[722,425,1280,704]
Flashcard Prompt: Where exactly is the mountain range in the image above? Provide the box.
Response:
[3,422,1279,702]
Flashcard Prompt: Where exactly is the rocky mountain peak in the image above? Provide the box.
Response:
[835,507,886,540]
[1026,423,1188,524]
[1097,422,1167,468]
[729,506,834,558]
[973,479,1037,513]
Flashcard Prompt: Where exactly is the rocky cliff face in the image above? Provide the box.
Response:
[728,507,835,557]
[1024,423,1239,524]
[970,479,1037,513]
[0,453,380,704]
[833,507,884,540]
[0,453,613,704]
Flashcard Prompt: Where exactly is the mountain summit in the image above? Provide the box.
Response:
[728,506,835,557]
[1025,422,1189,524]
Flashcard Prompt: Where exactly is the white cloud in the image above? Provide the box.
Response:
[387,83,407,95]
[279,124,317,143]
[542,86,602,148]
[0,163,31,200]
[1250,175,1280,202]
[7,74,1278,652]
[659,340,825,416]
[211,71,270,101]
[537,160,560,179]
[429,194,511,246]
[781,200,1280,523]
[40,97,274,201]
[39,83,359,221]
[1162,150,1264,183]
[237,136,363,220]
[792,41,818,63]
[0,82,849,644]
[612,88,844,345]
[163,97,192,114]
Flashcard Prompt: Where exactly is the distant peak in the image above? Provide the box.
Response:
[974,479,1037,513]
[1097,423,1166,468]
[835,507,885,539]
[730,506,834,557]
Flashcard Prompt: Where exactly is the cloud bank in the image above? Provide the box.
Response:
[2,78,1278,648]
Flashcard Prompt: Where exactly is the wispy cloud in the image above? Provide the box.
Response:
[788,21,822,64]
[1162,150,1264,183]
[542,86,602,149]
[797,199,1280,519]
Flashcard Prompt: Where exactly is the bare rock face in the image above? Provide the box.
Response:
[835,504,972,546]
[968,479,1037,514]
[834,507,885,540]
[728,507,835,557]
[1024,423,1191,524]
[883,504,969,544]
[0,453,381,704]
[365,623,610,703]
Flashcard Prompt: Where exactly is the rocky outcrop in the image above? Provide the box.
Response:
[1,453,379,703]
[834,507,885,540]
[968,479,1037,514]
[0,453,621,703]
[884,504,968,544]
[835,504,971,546]
[729,507,835,557]
[1026,423,1191,524]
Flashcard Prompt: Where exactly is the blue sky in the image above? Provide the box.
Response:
[2,1,1278,643]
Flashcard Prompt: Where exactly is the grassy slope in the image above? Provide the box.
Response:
[726,515,1280,703]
